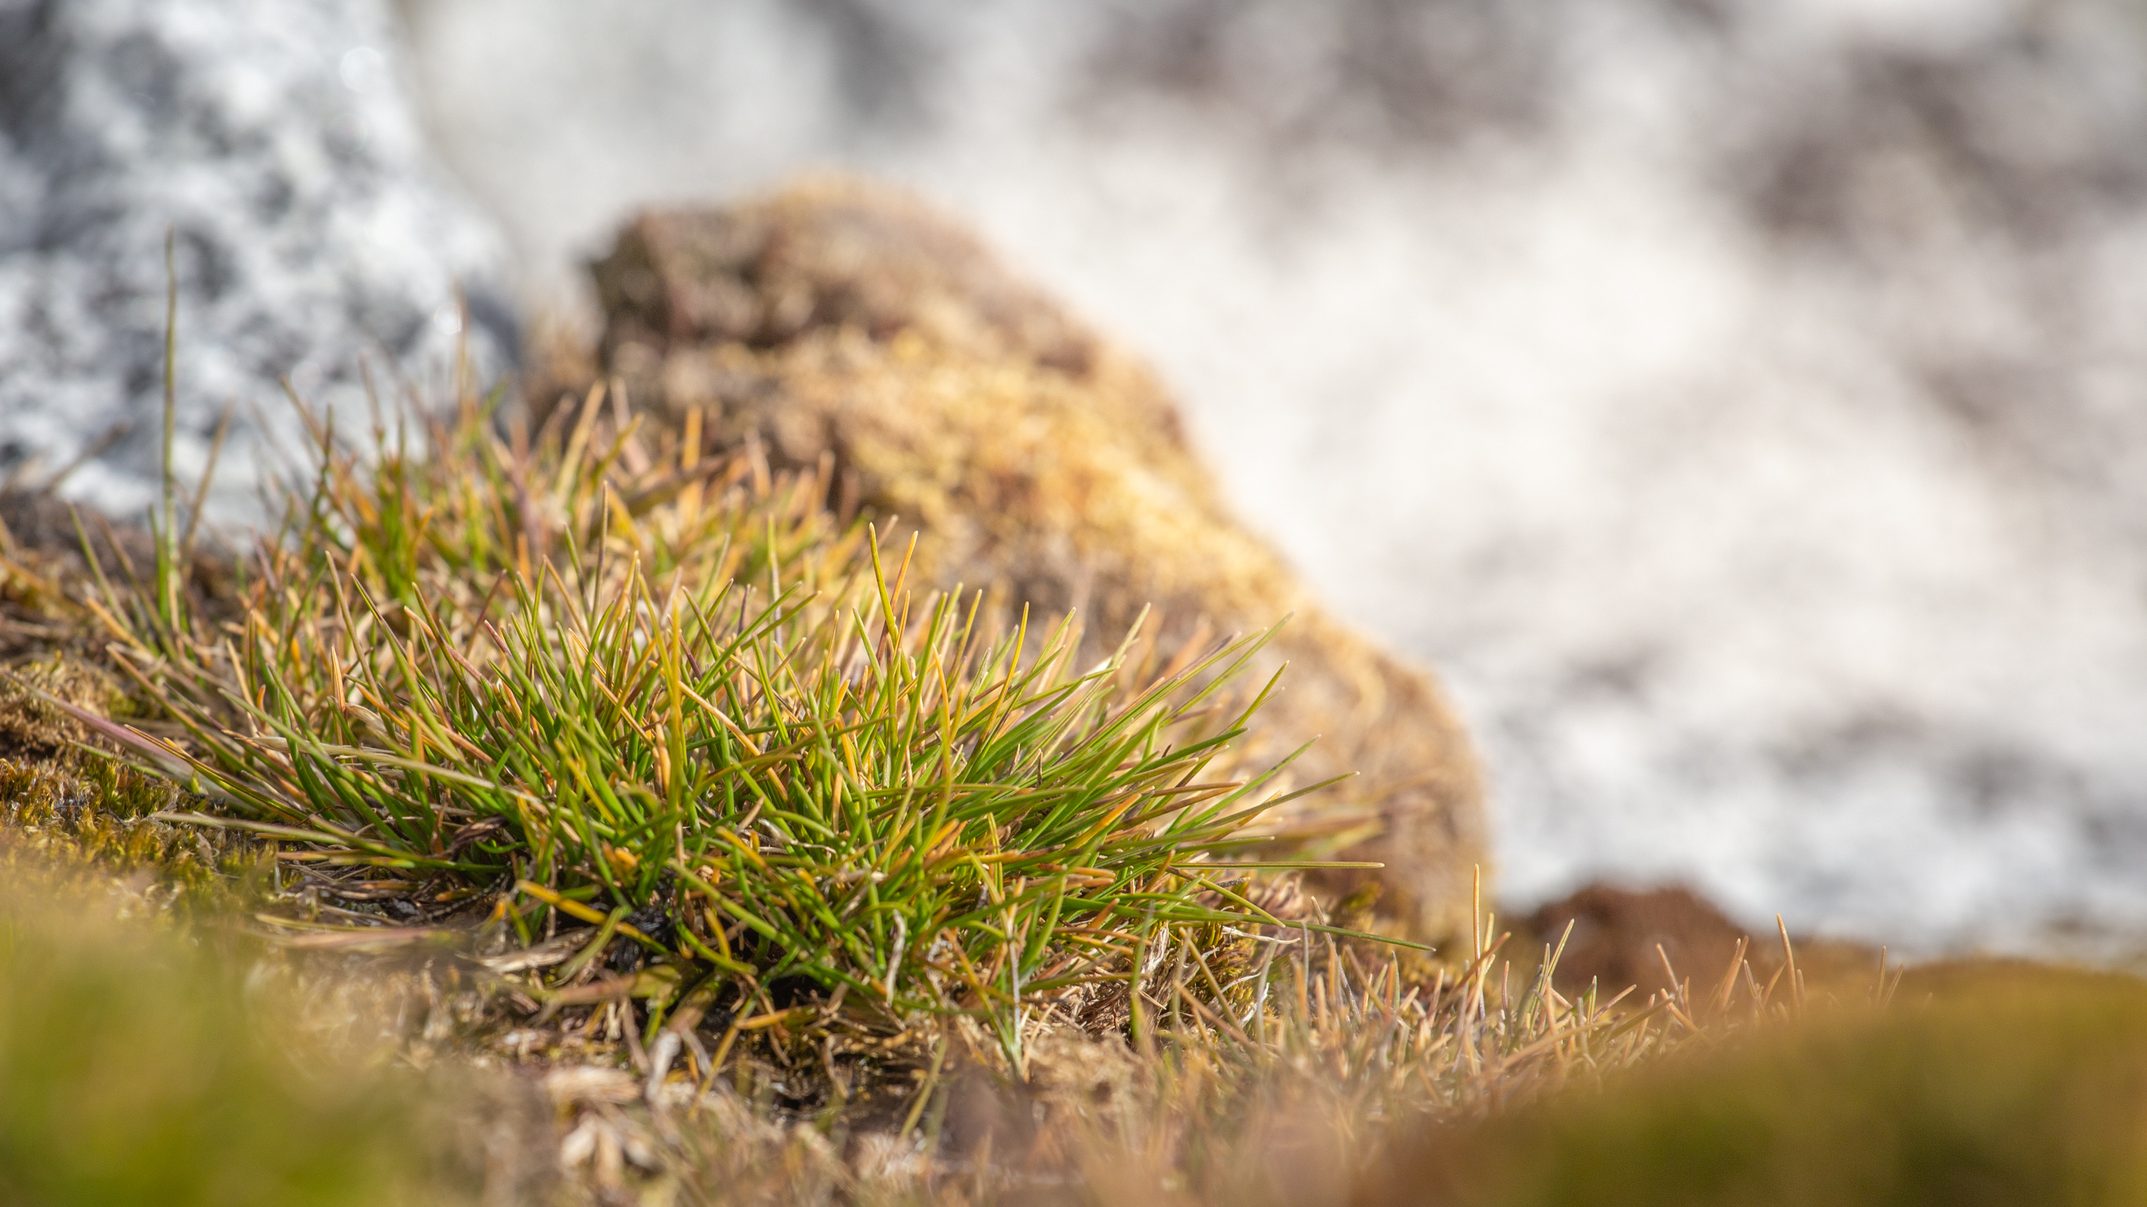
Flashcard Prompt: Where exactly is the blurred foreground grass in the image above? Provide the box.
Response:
[1358,970,2147,1207]
[0,869,466,1205]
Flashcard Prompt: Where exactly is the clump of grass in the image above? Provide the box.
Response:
[76,391,1339,1056]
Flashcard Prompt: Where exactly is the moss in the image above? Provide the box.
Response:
[0,653,201,879]
[1359,974,2147,1207]
[587,176,1487,947]
[0,494,258,895]
[0,653,132,759]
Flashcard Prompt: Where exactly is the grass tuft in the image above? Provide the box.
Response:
[77,391,1330,1057]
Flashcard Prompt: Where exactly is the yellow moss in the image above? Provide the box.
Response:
[0,653,129,757]
[0,500,255,891]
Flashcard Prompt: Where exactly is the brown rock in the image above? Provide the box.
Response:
[584,176,1487,944]
[1521,883,1757,1000]
[1521,881,1887,1005]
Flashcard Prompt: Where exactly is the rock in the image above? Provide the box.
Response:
[1522,883,1757,1001]
[587,177,1487,944]
[1519,881,1887,1004]
[0,0,514,528]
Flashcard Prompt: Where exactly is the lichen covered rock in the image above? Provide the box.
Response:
[589,177,1487,942]
[0,0,515,527]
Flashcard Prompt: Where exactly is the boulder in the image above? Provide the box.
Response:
[589,177,1488,944]
[0,0,514,527]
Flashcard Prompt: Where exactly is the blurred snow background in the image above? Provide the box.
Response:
[398,0,2147,956]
